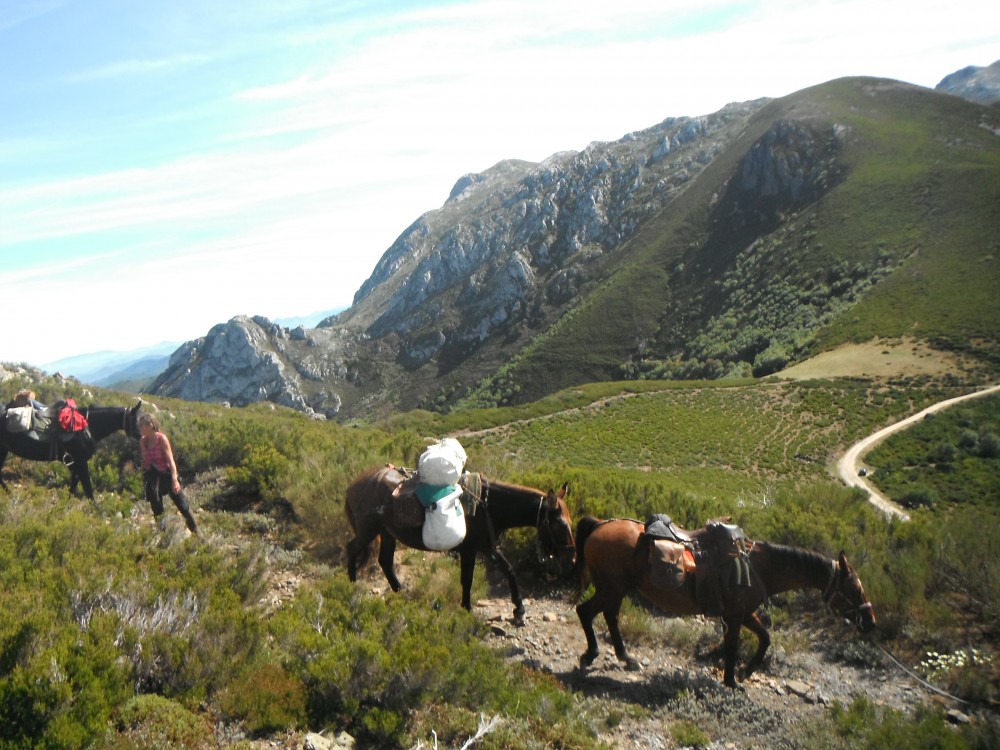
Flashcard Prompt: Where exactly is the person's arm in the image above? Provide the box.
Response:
[159,433,181,493]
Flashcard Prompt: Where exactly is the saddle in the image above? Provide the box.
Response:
[642,515,754,615]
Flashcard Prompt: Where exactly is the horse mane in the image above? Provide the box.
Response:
[755,541,833,582]
[480,476,545,496]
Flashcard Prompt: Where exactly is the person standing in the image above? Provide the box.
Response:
[137,412,199,536]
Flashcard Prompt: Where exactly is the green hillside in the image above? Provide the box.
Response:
[479,78,1000,406]
[1,371,997,747]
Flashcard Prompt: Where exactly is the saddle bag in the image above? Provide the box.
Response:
[58,401,88,433]
[648,539,695,590]
[418,438,467,486]
[422,487,467,551]
[391,479,426,528]
[6,406,33,433]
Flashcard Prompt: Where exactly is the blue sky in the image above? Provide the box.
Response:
[2,0,997,367]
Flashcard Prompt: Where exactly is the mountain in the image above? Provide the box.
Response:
[42,343,180,386]
[935,59,1000,104]
[38,308,345,391]
[147,74,1000,421]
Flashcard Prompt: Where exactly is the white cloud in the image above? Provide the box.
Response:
[2,0,997,366]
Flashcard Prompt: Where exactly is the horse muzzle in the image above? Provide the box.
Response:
[855,602,877,633]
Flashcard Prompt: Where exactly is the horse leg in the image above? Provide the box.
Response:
[738,611,771,682]
[721,614,744,688]
[345,534,368,581]
[76,462,97,505]
[576,594,604,668]
[488,549,525,625]
[377,535,403,592]
[604,598,641,671]
[0,449,8,492]
[458,549,476,612]
[576,589,639,671]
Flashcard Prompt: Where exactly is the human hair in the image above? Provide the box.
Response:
[137,412,162,432]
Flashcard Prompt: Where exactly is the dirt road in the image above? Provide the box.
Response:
[837,384,1000,520]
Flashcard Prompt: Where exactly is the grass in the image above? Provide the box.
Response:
[2,371,999,747]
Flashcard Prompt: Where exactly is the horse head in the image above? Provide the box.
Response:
[124,399,143,439]
[825,551,876,633]
[536,483,576,575]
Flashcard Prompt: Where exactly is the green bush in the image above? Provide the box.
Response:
[830,696,987,750]
[217,663,308,735]
[225,443,289,498]
[101,694,213,750]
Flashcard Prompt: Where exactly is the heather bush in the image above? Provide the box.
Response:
[217,662,308,735]
[100,694,214,750]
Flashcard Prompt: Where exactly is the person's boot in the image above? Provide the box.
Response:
[181,507,200,537]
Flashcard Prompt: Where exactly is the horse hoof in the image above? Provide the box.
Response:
[625,659,642,673]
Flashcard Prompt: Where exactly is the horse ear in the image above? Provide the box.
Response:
[838,551,850,569]
[557,482,569,501]
[545,490,559,509]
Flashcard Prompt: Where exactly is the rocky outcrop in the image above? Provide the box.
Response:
[335,101,767,367]
[935,60,1000,104]
[146,315,353,418]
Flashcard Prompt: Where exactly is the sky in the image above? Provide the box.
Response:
[2,0,998,367]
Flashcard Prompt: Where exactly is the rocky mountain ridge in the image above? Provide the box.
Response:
[935,58,1000,104]
[147,69,1000,420]
[149,100,770,418]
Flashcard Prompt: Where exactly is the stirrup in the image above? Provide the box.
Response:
[61,452,74,468]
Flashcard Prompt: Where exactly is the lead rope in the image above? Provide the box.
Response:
[866,635,972,706]
[481,477,499,551]
[534,497,549,562]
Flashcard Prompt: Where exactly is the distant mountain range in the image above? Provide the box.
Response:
[41,309,344,389]
[141,64,1000,421]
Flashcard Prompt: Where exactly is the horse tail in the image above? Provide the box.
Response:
[573,515,602,601]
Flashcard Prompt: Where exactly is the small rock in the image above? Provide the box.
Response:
[946,709,971,725]
[542,611,558,622]
[305,731,355,749]
[785,679,812,699]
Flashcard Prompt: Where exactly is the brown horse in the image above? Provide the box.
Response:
[574,516,876,687]
[345,465,575,624]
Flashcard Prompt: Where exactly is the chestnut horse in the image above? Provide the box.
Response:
[574,516,876,687]
[345,465,575,624]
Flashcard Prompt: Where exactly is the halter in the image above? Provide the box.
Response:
[534,496,574,563]
[822,559,873,627]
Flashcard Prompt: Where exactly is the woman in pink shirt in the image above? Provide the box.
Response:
[137,412,199,536]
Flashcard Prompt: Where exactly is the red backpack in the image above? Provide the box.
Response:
[58,398,89,432]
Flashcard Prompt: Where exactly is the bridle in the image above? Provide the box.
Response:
[535,497,575,564]
[822,559,874,628]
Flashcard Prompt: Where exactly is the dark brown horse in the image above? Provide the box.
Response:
[345,465,575,624]
[0,400,143,501]
[574,516,876,687]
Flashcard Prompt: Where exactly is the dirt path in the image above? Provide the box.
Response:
[836,384,1000,520]
[472,584,935,750]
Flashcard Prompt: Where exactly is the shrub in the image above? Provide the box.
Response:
[898,488,937,509]
[225,443,289,498]
[978,432,1000,458]
[217,663,308,735]
[101,694,213,750]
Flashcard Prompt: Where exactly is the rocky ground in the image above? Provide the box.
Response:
[467,580,972,750]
